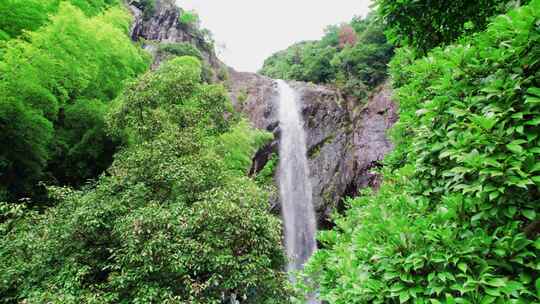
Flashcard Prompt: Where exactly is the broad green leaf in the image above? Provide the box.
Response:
[458,262,468,273]
[399,291,410,303]
[525,117,540,125]
[480,296,495,304]
[486,278,506,287]
[523,209,536,220]
[527,87,540,97]
[506,142,523,154]
[525,96,540,104]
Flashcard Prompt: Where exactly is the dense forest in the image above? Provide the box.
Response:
[1,0,539,303]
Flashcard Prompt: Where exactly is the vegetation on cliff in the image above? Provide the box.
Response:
[0,0,121,41]
[260,14,394,100]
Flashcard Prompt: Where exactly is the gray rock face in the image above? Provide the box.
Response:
[127,0,222,72]
[229,69,397,226]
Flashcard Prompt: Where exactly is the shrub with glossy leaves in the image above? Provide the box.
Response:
[374,0,526,53]
[306,1,540,303]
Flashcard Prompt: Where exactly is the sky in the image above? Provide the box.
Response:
[176,0,373,72]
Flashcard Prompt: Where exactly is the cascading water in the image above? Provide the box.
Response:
[276,80,319,303]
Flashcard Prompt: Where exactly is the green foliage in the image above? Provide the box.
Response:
[157,42,215,83]
[0,98,53,197]
[255,153,279,188]
[179,10,199,26]
[260,14,393,98]
[0,57,290,303]
[375,0,526,53]
[47,99,120,186]
[159,42,203,60]
[213,120,274,175]
[260,41,336,83]
[0,3,149,200]
[307,1,540,303]
[139,0,156,20]
[0,0,119,40]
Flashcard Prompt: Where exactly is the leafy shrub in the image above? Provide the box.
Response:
[255,153,279,187]
[0,57,290,303]
[47,99,120,187]
[375,0,526,53]
[141,0,156,20]
[158,43,216,83]
[213,120,273,175]
[306,1,540,303]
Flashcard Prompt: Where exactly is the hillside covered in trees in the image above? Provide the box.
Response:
[1,0,539,303]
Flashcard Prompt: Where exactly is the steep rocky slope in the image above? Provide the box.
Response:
[229,69,397,226]
[127,0,222,72]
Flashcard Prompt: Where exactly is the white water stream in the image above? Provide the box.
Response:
[276,80,319,303]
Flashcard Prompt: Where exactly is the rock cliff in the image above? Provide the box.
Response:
[229,69,397,226]
[126,0,398,226]
[127,0,222,73]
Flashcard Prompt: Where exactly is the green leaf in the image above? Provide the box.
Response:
[523,209,536,220]
[525,96,540,104]
[458,262,468,273]
[486,278,506,287]
[506,142,524,154]
[484,288,501,297]
[471,115,497,130]
[525,117,540,125]
[536,278,540,297]
[531,163,540,173]
[399,291,410,303]
[390,283,406,293]
[480,296,495,304]
[527,87,540,97]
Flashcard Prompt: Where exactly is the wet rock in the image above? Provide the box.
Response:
[229,68,397,226]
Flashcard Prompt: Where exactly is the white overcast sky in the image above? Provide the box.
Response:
[176,0,373,72]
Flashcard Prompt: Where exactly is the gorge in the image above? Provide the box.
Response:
[2,0,536,302]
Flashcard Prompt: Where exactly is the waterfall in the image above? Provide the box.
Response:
[276,80,319,303]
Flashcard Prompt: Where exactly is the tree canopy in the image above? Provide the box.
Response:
[0,3,149,201]
[0,57,290,303]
